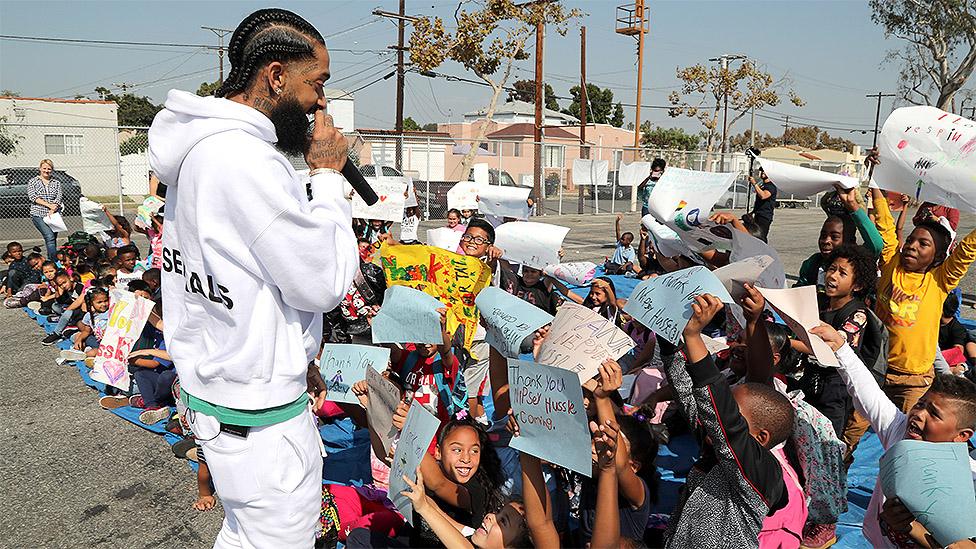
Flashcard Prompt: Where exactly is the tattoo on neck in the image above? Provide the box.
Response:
[252,95,274,115]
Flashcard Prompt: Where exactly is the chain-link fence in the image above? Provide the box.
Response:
[1,122,151,247]
[0,122,867,248]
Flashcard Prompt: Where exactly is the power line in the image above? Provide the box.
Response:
[0,34,391,54]
[333,70,397,100]
[40,51,199,97]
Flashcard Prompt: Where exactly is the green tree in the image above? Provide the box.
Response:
[641,126,700,151]
[871,0,976,109]
[668,61,803,156]
[610,102,625,128]
[120,133,148,155]
[507,79,559,111]
[95,86,162,126]
[0,116,23,155]
[196,80,221,97]
[422,122,439,132]
[1,89,20,97]
[409,0,581,179]
[403,116,422,131]
[730,126,857,153]
[562,83,617,124]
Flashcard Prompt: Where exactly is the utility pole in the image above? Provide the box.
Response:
[866,91,895,149]
[708,54,746,164]
[374,5,417,171]
[749,105,756,147]
[783,115,790,145]
[633,0,646,150]
[202,26,233,84]
[113,82,133,94]
[534,20,545,214]
[579,26,587,214]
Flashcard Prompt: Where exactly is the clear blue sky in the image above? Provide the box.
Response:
[0,0,905,147]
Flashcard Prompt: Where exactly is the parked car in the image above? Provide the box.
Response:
[0,167,82,218]
[467,168,521,188]
[359,164,404,178]
[718,181,750,209]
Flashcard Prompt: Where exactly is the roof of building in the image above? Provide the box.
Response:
[356,128,454,139]
[486,123,578,139]
[465,100,578,123]
[0,96,116,105]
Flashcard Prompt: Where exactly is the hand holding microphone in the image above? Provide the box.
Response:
[306,108,379,205]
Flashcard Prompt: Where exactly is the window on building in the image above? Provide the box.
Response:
[44,134,83,155]
[513,142,522,157]
[612,149,623,168]
[544,145,565,168]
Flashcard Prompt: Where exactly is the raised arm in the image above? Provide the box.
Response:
[615,213,623,242]
[837,187,884,257]
[400,469,475,549]
[590,419,622,549]
[519,451,560,549]
[741,285,775,384]
[934,226,976,291]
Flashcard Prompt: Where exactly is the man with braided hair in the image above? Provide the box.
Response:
[148,8,358,548]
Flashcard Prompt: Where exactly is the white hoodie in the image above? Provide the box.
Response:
[149,89,358,410]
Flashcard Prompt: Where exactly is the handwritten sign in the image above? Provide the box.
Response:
[757,285,838,367]
[642,215,698,260]
[537,302,634,381]
[478,185,531,220]
[473,163,490,186]
[729,230,786,290]
[426,227,463,252]
[619,161,651,187]
[80,197,112,234]
[319,344,391,405]
[90,289,155,391]
[365,366,402,457]
[647,168,737,252]
[495,222,570,269]
[380,244,492,349]
[713,255,776,301]
[371,286,444,345]
[448,181,482,211]
[389,402,441,525]
[476,287,554,358]
[353,177,408,222]
[572,158,610,186]
[404,176,418,208]
[622,266,734,345]
[543,261,598,286]
[879,439,976,546]
[757,157,858,198]
[875,106,976,212]
[508,359,591,477]
[135,195,165,230]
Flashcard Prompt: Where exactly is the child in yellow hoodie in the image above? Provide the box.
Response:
[845,149,976,458]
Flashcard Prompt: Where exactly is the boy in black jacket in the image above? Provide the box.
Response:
[664,294,793,549]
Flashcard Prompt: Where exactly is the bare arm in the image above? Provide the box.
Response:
[519,452,560,549]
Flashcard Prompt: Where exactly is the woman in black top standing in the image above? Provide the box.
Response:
[749,168,777,243]
[26,159,63,259]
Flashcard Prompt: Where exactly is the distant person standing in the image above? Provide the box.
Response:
[749,168,777,242]
[637,157,666,217]
[27,159,63,258]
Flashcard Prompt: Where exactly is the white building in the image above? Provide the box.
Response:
[325,88,354,132]
[0,96,122,197]
[463,100,578,126]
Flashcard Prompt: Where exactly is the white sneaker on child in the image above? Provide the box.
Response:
[59,349,87,361]
[139,407,171,425]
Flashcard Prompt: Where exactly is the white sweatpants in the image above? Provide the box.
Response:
[187,407,323,549]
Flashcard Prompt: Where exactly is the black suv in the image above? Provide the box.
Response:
[0,167,83,218]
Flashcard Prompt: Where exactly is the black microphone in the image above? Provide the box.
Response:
[340,160,379,205]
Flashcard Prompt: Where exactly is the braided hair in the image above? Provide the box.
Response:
[216,8,325,98]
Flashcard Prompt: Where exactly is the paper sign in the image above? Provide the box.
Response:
[757,285,838,367]
[730,230,786,290]
[426,227,463,252]
[879,439,976,546]
[380,244,493,349]
[389,403,441,525]
[623,266,735,345]
[572,158,610,186]
[875,106,976,212]
[80,197,112,234]
[702,334,730,355]
[365,365,403,458]
[647,168,738,252]
[537,302,635,381]
[448,181,482,211]
[495,222,570,269]
[543,262,598,286]
[757,157,859,198]
[478,185,531,220]
[476,287,554,358]
[90,289,155,391]
[353,177,408,222]
[642,215,696,259]
[620,161,652,187]
[371,286,444,345]
[135,195,165,230]
[319,344,391,405]
[508,359,591,477]
[473,163,490,187]
[713,255,776,301]
[404,176,418,208]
